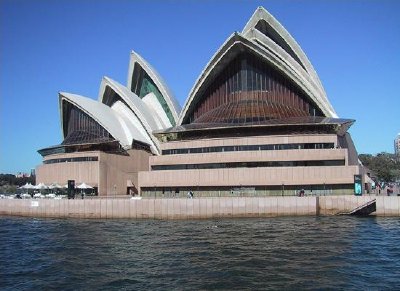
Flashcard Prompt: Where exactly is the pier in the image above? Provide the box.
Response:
[0,195,399,219]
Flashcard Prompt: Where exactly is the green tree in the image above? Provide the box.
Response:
[359,152,400,182]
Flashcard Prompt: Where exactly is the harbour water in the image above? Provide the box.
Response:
[1,216,399,290]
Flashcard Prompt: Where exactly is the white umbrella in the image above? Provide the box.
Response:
[34,183,48,190]
[48,183,63,195]
[48,183,62,189]
[19,183,35,196]
[76,182,94,198]
[76,182,93,189]
[19,183,35,190]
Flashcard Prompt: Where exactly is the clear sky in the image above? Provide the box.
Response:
[1,0,399,174]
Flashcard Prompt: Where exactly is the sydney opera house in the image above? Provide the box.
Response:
[36,7,362,196]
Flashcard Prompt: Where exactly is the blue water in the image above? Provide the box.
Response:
[1,216,399,290]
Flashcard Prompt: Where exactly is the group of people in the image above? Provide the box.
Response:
[375,183,398,196]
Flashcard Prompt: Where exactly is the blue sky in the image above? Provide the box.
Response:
[1,0,399,174]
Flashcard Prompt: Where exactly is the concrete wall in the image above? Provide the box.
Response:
[139,166,359,188]
[139,134,360,192]
[36,152,100,188]
[0,197,315,219]
[36,149,151,196]
[376,196,400,216]
[318,195,376,215]
[98,149,151,196]
[1,195,398,219]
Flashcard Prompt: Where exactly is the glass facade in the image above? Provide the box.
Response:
[184,53,323,124]
[102,85,130,109]
[141,184,355,198]
[162,142,335,155]
[62,101,114,145]
[131,63,176,126]
[151,159,345,171]
[44,156,98,164]
[38,140,125,157]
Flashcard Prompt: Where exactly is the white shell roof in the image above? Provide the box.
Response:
[99,76,159,130]
[59,92,150,150]
[242,7,334,115]
[98,76,162,153]
[53,6,341,157]
[179,7,337,124]
[127,51,181,123]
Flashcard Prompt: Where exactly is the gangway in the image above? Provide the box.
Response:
[336,199,376,216]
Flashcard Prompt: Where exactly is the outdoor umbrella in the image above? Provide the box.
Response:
[76,183,93,197]
[48,183,62,195]
[49,183,62,189]
[34,183,48,194]
[34,183,48,190]
[76,182,93,189]
[19,183,35,196]
[19,183,35,190]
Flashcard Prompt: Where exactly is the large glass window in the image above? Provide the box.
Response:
[44,156,98,164]
[62,102,114,145]
[185,53,323,124]
[151,159,345,171]
[162,142,335,155]
[131,63,176,126]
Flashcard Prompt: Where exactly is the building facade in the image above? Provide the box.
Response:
[36,52,180,196]
[37,7,362,196]
[395,133,400,156]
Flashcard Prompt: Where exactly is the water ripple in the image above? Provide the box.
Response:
[1,216,400,290]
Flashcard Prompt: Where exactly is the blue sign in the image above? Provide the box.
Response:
[354,175,362,195]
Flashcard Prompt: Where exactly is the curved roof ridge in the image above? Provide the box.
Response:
[178,32,242,125]
[99,76,158,130]
[242,6,328,100]
[179,33,337,124]
[59,92,133,148]
[127,50,181,123]
[245,28,328,104]
[98,77,162,154]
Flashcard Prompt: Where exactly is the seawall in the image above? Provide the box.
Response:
[1,195,399,219]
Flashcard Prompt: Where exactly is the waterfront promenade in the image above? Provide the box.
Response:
[0,195,399,219]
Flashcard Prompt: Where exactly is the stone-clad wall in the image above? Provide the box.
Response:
[0,196,398,219]
[0,197,315,219]
[318,195,377,215]
[376,196,400,216]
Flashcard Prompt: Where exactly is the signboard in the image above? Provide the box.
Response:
[68,180,75,199]
[354,175,362,196]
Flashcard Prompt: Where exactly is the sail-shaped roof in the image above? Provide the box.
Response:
[98,76,163,153]
[178,7,337,126]
[60,92,150,150]
[242,7,334,115]
[127,51,181,126]
[40,6,347,157]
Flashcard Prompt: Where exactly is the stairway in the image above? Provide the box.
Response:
[336,199,376,216]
